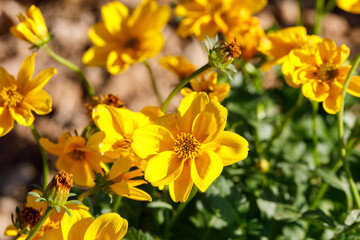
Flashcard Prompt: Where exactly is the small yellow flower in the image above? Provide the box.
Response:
[10,5,51,48]
[282,38,360,114]
[258,26,321,71]
[181,72,230,102]
[0,53,56,137]
[40,132,112,187]
[159,56,197,81]
[85,93,125,122]
[175,0,267,39]
[82,0,170,74]
[92,104,163,170]
[132,92,249,202]
[61,211,128,240]
[336,0,360,14]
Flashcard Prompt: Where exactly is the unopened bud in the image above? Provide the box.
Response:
[256,159,270,173]
[44,171,73,207]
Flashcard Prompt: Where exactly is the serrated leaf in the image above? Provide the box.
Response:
[147,201,173,210]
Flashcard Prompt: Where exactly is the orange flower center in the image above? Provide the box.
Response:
[113,135,132,152]
[1,85,23,108]
[19,206,41,228]
[125,37,140,50]
[174,132,201,161]
[317,63,338,82]
[220,40,242,61]
[69,149,86,161]
[50,170,73,191]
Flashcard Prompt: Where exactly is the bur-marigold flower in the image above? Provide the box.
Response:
[282,38,360,114]
[10,5,51,48]
[92,104,163,170]
[61,211,128,240]
[336,0,360,14]
[181,72,230,102]
[0,53,56,137]
[82,0,170,74]
[131,92,249,202]
[40,132,112,187]
[85,93,125,122]
[159,56,197,81]
[175,0,267,39]
[106,157,152,201]
[258,26,321,71]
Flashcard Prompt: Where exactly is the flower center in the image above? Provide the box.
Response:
[125,37,140,50]
[113,135,132,152]
[173,132,201,161]
[317,63,338,82]
[1,85,23,108]
[19,206,41,228]
[220,40,242,60]
[69,150,86,161]
[50,170,73,191]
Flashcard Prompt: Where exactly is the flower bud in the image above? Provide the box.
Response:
[44,171,73,207]
[208,40,241,71]
[256,159,270,173]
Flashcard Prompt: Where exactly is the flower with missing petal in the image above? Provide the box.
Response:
[159,56,197,81]
[40,132,112,187]
[175,0,267,40]
[82,0,170,74]
[336,0,360,14]
[131,92,249,202]
[10,5,51,48]
[0,53,56,137]
[282,38,360,114]
[181,72,230,102]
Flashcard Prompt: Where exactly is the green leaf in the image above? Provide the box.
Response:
[63,205,71,217]
[301,209,336,229]
[147,201,173,210]
[65,200,82,205]
[345,210,360,226]
[31,184,44,191]
[28,191,41,198]
[124,227,155,240]
[54,206,61,213]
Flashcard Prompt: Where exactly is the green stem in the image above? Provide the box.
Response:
[324,0,336,13]
[312,101,319,168]
[144,60,162,106]
[296,0,304,26]
[337,53,360,209]
[78,187,99,202]
[314,0,325,35]
[29,124,48,190]
[44,45,95,98]
[161,64,211,113]
[25,206,53,240]
[112,195,122,212]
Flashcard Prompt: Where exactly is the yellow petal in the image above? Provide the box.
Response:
[125,186,152,201]
[132,125,174,159]
[4,224,19,237]
[39,133,70,155]
[23,67,56,94]
[61,208,93,240]
[10,103,34,126]
[16,53,36,93]
[155,113,181,137]
[106,50,129,75]
[190,150,223,192]
[88,22,114,46]
[177,92,209,133]
[140,105,164,122]
[145,151,184,186]
[0,67,16,87]
[192,101,227,144]
[336,0,360,14]
[23,89,52,115]
[205,131,249,166]
[110,179,131,196]
[0,107,14,137]
[346,76,360,97]
[86,131,106,150]
[84,213,128,240]
[317,38,338,63]
[82,46,112,67]
[39,228,62,240]
[107,157,132,181]
[169,161,193,202]
[101,1,128,35]
[323,84,342,114]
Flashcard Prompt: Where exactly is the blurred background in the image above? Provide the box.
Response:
[0,0,360,238]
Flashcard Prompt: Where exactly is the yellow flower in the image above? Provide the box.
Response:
[282,38,360,114]
[40,132,112,187]
[61,211,128,240]
[258,26,321,71]
[181,72,230,102]
[5,189,89,240]
[106,157,152,201]
[226,15,265,60]
[85,93,125,122]
[159,56,197,81]
[132,92,249,202]
[0,53,56,137]
[92,104,163,170]
[336,0,360,14]
[174,0,267,39]
[10,5,51,48]
[82,0,170,74]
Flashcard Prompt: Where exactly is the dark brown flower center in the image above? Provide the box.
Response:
[19,207,41,228]
[317,63,338,82]
[69,150,86,161]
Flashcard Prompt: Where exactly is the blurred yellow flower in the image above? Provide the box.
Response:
[40,132,112,187]
[0,53,56,137]
[106,157,152,201]
[181,72,230,102]
[336,0,360,14]
[174,0,267,39]
[258,26,321,71]
[61,211,128,240]
[132,92,249,202]
[282,38,360,114]
[159,56,197,81]
[10,5,51,48]
[82,0,170,74]
[92,104,163,170]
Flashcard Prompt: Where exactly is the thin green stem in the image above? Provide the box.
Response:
[324,0,336,13]
[29,124,48,190]
[314,0,325,35]
[25,206,53,240]
[312,101,319,168]
[337,53,360,209]
[161,64,211,113]
[44,45,95,98]
[144,60,162,106]
[296,0,304,26]
[112,195,122,212]
[78,187,99,202]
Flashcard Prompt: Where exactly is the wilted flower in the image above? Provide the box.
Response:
[82,0,170,74]
[0,53,56,137]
